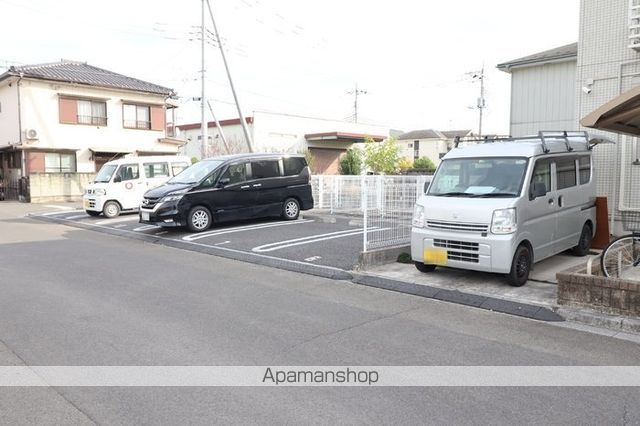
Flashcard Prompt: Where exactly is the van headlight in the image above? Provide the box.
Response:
[94,188,106,196]
[491,208,517,234]
[412,204,425,227]
[162,193,184,203]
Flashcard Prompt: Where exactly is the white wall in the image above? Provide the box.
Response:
[398,138,449,166]
[179,111,391,159]
[16,79,174,172]
[509,60,577,137]
[0,77,20,146]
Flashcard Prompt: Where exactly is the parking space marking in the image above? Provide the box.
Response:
[304,256,322,262]
[155,231,169,236]
[44,205,74,210]
[65,214,89,220]
[252,227,391,253]
[133,225,159,232]
[113,224,128,228]
[182,219,314,242]
[95,216,140,225]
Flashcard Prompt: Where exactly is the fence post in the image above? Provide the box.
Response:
[318,175,324,208]
[362,176,368,252]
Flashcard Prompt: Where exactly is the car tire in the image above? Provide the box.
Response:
[572,223,593,257]
[187,206,212,232]
[102,201,121,218]
[506,244,531,287]
[414,261,436,273]
[86,210,101,217]
[282,198,300,220]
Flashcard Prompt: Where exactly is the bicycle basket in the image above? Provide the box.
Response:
[621,211,640,233]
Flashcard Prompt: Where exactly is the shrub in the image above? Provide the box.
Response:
[413,156,436,172]
[339,148,363,175]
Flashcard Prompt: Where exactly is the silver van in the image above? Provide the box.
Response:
[411,132,597,286]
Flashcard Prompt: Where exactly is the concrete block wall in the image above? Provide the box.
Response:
[29,173,95,203]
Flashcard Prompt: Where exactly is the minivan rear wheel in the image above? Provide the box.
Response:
[282,198,300,220]
[102,201,121,218]
[506,244,531,287]
[187,206,212,232]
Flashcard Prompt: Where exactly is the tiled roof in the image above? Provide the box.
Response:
[397,129,445,140]
[0,60,173,95]
[497,43,577,72]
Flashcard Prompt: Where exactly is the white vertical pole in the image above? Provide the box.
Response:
[318,175,324,208]
[200,0,207,159]
[362,176,368,252]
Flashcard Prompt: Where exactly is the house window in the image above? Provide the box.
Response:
[413,140,420,160]
[59,97,107,126]
[123,104,151,129]
[45,153,76,173]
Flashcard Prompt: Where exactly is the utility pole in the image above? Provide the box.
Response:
[206,0,254,152]
[206,99,230,154]
[469,66,486,136]
[200,0,208,158]
[347,83,367,123]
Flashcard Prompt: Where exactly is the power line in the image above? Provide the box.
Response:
[346,83,368,123]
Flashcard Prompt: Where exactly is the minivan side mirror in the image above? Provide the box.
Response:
[216,177,230,188]
[113,176,122,183]
[423,181,430,194]
[530,181,547,199]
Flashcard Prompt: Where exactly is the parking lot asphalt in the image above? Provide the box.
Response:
[34,210,369,272]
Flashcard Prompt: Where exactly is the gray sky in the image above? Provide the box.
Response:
[0,0,579,134]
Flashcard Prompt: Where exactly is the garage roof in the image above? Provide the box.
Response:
[581,85,640,136]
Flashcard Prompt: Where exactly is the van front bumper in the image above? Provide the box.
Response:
[83,195,105,212]
[411,226,516,274]
[139,201,185,227]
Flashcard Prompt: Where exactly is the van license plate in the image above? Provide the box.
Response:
[424,248,448,266]
[141,212,150,221]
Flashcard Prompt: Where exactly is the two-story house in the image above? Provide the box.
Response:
[0,60,183,201]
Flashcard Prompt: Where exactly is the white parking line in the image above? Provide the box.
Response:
[155,231,169,236]
[65,214,89,220]
[252,227,391,253]
[95,216,139,225]
[43,205,74,210]
[215,241,231,245]
[182,219,314,242]
[304,256,322,262]
[113,224,128,228]
[133,225,159,232]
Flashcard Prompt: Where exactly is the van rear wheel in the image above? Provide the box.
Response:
[187,206,212,232]
[102,201,121,218]
[282,198,300,220]
[506,245,531,287]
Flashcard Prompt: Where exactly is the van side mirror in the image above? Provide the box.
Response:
[216,177,230,188]
[423,181,430,194]
[113,176,122,183]
[530,182,547,199]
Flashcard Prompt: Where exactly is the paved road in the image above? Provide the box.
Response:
[0,204,639,424]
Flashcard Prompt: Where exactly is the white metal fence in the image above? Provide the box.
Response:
[310,175,431,251]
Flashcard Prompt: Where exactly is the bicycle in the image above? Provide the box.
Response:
[600,211,640,278]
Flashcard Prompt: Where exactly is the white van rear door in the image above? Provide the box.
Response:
[143,161,172,190]
[112,163,146,210]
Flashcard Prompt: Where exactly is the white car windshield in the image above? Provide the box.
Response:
[168,160,224,184]
[94,165,118,183]
[428,157,528,197]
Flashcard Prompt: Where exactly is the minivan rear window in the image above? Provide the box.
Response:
[144,162,169,178]
[251,160,280,179]
[283,157,306,176]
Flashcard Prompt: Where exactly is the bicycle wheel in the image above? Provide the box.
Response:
[601,235,640,278]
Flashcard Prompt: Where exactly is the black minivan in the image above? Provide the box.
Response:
[139,153,314,232]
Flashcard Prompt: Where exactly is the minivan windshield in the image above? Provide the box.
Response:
[168,160,224,184]
[428,157,528,197]
[94,164,118,183]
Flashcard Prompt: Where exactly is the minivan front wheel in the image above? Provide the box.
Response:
[572,223,593,256]
[506,244,531,287]
[282,198,300,220]
[187,206,212,232]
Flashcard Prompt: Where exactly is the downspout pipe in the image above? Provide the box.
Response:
[16,72,24,177]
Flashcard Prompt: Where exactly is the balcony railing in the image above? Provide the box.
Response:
[123,120,151,130]
[77,115,107,126]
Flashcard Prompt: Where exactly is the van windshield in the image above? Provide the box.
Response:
[168,160,224,184]
[428,157,528,197]
[94,164,118,183]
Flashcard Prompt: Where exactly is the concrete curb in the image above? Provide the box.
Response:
[555,307,640,334]
[351,274,564,322]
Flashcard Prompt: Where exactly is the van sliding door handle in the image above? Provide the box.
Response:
[252,183,262,188]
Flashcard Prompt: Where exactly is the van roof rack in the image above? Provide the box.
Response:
[456,131,591,153]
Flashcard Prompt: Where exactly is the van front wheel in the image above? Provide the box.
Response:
[102,201,121,218]
[414,262,436,273]
[187,206,212,232]
[506,245,531,287]
[282,198,300,220]
[572,223,593,256]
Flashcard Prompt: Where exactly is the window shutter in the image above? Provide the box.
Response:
[150,106,165,131]
[59,98,78,124]
[26,152,45,173]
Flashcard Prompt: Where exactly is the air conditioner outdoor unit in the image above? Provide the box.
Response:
[25,129,38,140]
